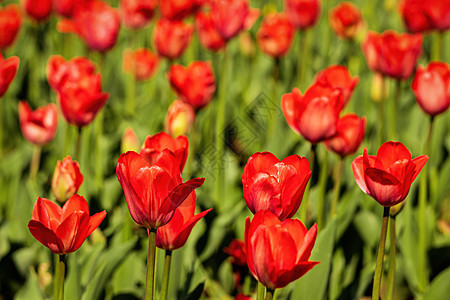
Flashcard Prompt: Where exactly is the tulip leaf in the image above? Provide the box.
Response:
[291,218,336,300]
[422,266,450,300]
[14,268,44,300]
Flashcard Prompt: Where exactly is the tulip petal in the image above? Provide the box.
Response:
[56,211,89,253]
[352,155,370,195]
[364,168,403,205]
[410,155,429,183]
[375,141,412,170]
[28,220,64,254]
[62,194,89,220]
[32,197,62,229]
[298,223,318,262]
[87,210,107,236]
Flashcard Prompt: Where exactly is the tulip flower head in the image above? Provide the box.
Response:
[120,0,157,29]
[46,55,97,91]
[168,61,216,110]
[0,4,22,50]
[412,62,450,117]
[28,195,106,254]
[245,210,319,289]
[156,192,211,250]
[116,150,205,229]
[165,99,196,138]
[257,12,295,58]
[53,0,76,18]
[224,239,248,290]
[154,19,194,60]
[160,0,205,20]
[324,114,366,157]
[195,11,227,52]
[139,132,189,172]
[122,48,160,81]
[399,0,450,32]
[362,30,423,80]
[329,2,364,40]
[22,0,52,22]
[52,156,84,203]
[284,0,321,30]
[210,0,251,41]
[281,83,344,144]
[352,141,428,207]
[18,101,58,146]
[242,152,311,220]
[0,54,20,97]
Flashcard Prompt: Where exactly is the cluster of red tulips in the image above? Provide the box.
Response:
[0,0,449,299]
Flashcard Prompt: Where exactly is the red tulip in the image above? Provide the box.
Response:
[314,65,359,107]
[284,0,321,30]
[224,239,247,266]
[46,55,97,91]
[53,0,76,18]
[412,62,450,117]
[362,30,423,80]
[168,61,216,110]
[235,295,252,300]
[329,2,364,39]
[257,12,295,58]
[245,210,319,289]
[52,156,84,203]
[18,101,58,145]
[324,114,366,157]
[352,141,428,207]
[242,152,311,220]
[120,0,157,29]
[156,192,211,250]
[28,195,106,254]
[195,11,227,52]
[139,132,189,172]
[122,48,160,81]
[211,0,251,41]
[281,83,344,144]
[0,54,20,98]
[165,99,196,137]
[58,0,120,52]
[160,0,205,20]
[23,0,52,22]
[154,19,193,60]
[399,0,450,32]
[116,150,205,229]
[0,4,22,50]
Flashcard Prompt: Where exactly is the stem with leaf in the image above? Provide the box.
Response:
[54,254,66,300]
[145,229,157,300]
[316,148,328,231]
[386,215,397,300]
[330,157,344,217]
[300,143,316,222]
[29,145,42,182]
[160,250,172,300]
[257,282,265,300]
[265,288,275,300]
[372,207,390,300]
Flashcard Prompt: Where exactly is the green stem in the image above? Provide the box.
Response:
[386,215,397,300]
[75,127,82,162]
[145,229,157,300]
[330,157,344,217]
[372,207,390,300]
[29,145,42,182]
[431,31,443,61]
[378,98,385,145]
[55,254,66,300]
[126,73,136,117]
[300,143,316,222]
[94,53,106,192]
[53,254,59,300]
[391,80,401,140]
[160,250,172,300]
[184,117,197,178]
[297,30,310,87]
[418,117,434,293]
[265,288,275,300]
[257,282,266,300]
[265,58,280,150]
[214,48,229,210]
[63,123,71,156]
[0,98,3,157]
[317,147,328,231]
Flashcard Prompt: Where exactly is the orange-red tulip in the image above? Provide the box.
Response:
[165,99,196,137]
[242,152,311,220]
[46,55,96,91]
[28,195,106,254]
[154,18,193,60]
[352,141,428,207]
[195,11,226,52]
[412,62,450,117]
[245,210,319,289]
[120,0,157,29]
[18,101,58,145]
[160,0,205,20]
[0,54,19,97]
[211,0,251,41]
[116,150,205,229]
[362,30,423,80]
[122,48,160,81]
[284,0,321,30]
[329,2,363,39]
[23,0,52,22]
[0,4,22,50]
[324,114,366,157]
[399,0,450,32]
[52,156,84,203]
[257,12,295,58]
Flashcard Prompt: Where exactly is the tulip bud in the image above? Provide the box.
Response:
[371,73,388,102]
[165,100,196,137]
[51,156,84,203]
[239,32,256,57]
[0,5,22,50]
[389,201,406,217]
[121,127,141,153]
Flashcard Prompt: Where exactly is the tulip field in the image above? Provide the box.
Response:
[1,0,450,299]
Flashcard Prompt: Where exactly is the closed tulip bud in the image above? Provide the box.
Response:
[168,61,216,110]
[160,0,205,20]
[23,0,52,22]
[28,195,106,254]
[195,11,227,52]
[140,132,189,172]
[281,83,344,144]
[18,101,58,146]
[120,0,157,29]
[165,99,195,137]
[51,156,84,203]
[324,114,366,157]
[314,65,359,107]
[245,211,319,289]
[412,62,450,117]
[239,32,256,57]
[121,127,141,153]
[122,48,160,81]
[362,30,423,80]
[370,72,388,102]
[329,2,364,40]
[0,54,20,97]
[242,152,311,220]
[257,12,295,58]
[284,0,321,30]
[154,19,193,60]
[0,4,22,50]
[352,141,428,207]
[156,192,211,250]
[211,0,251,41]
